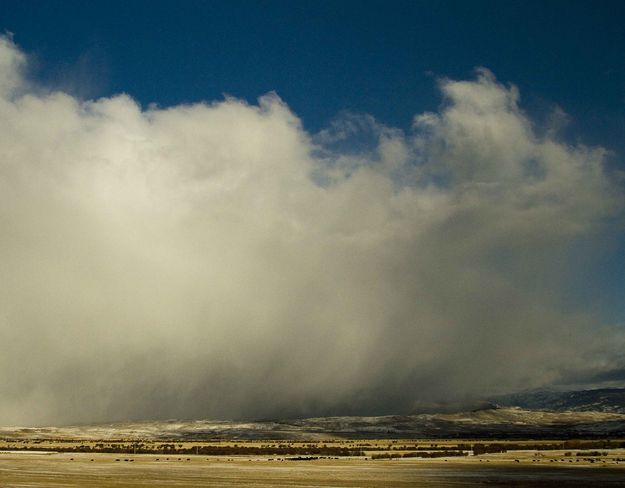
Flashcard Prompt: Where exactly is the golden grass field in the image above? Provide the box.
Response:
[2,439,625,487]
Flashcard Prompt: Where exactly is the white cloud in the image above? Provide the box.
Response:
[0,39,623,425]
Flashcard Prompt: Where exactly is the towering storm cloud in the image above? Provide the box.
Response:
[0,37,623,425]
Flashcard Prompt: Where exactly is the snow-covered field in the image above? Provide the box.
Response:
[0,451,624,488]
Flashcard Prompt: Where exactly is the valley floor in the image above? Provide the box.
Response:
[1,450,625,488]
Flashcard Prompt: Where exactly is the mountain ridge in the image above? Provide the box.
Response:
[2,388,623,441]
[491,387,625,414]
[2,406,624,440]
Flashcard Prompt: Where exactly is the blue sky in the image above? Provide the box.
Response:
[0,1,624,422]
[2,1,624,146]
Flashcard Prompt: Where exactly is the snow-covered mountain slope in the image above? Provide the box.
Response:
[492,388,625,414]
[2,407,624,440]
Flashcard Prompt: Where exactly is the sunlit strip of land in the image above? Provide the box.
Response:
[2,437,625,462]
[1,441,625,488]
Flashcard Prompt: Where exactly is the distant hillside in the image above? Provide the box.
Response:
[2,407,625,440]
[492,388,625,414]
